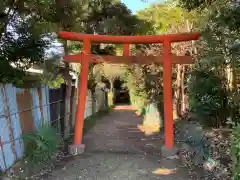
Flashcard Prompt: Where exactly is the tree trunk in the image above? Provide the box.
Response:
[181,65,186,114]
[231,57,237,91]
[176,64,182,117]
[91,90,96,114]
[63,40,72,140]
[109,79,114,106]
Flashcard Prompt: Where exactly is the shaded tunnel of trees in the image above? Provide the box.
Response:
[113,78,130,105]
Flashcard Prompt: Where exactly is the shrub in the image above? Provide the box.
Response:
[125,70,148,111]
[125,65,164,117]
[129,89,147,110]
[231,123,240,180]
[23,123,61,164]
[188,68,228,127]
[228,91,240,125]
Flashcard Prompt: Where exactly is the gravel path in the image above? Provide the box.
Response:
[47,105,191,180]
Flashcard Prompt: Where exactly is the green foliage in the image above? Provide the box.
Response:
[125,63,164,117]
[88,71,98,93]
[0,30,49,84]
[143,64,164,116]
[178,0,240,32]
[176,0,240,128]
[125,67,147,111]
[88,45,127,93]
[85,0,150,35]
[228,91,240,125]
[37,56,65,89]
[14,73,42,88]
[137,3,196,34]
[231,123,240,180]
[188,68,228,127]
[174,1,240,178]
[96,64,127,82]
[41,74,64,89]
[0,0,149,84]
[0,0,53,84]
[177,0,217,11]
[23,123,61,164]
[134,3,195,119]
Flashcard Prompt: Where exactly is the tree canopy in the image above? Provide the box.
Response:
[0,0,149,86]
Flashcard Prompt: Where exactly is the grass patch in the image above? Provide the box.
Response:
[23,124,61,164]
[83,106,113,134]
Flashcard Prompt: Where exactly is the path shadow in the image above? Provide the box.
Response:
[86,105,165,156]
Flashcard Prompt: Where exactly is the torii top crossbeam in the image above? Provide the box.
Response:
[59,31,200,43]
[58,31,200,152]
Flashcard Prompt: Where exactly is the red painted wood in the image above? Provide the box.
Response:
[58,31,200,44]
[123,44,130,56]
[59,31,200,149]
[74,39,90,145]
[163,40,174,148]
[64,54,195,64]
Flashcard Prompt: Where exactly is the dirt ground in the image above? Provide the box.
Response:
[46,105,191,180]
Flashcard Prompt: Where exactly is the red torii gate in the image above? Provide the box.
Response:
[58,31,200,154]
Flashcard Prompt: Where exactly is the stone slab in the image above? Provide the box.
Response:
[161,146,179,158]
[68,144,85,155]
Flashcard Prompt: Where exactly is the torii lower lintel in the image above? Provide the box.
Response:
[58,32,200,154]
[64,54,195,64]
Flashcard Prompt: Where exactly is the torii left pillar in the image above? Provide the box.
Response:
[68,39,90,155]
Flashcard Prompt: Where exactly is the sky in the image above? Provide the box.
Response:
[121,0,161,14]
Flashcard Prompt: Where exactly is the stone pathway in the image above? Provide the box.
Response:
[47,105,191,180]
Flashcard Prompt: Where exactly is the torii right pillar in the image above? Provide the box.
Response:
[163,40,174,149]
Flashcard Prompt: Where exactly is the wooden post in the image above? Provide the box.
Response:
[74,39,90,145]
[163,40,174,148]
[123,44,130,56]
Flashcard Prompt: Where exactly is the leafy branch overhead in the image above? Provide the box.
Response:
[0,0,149,86]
